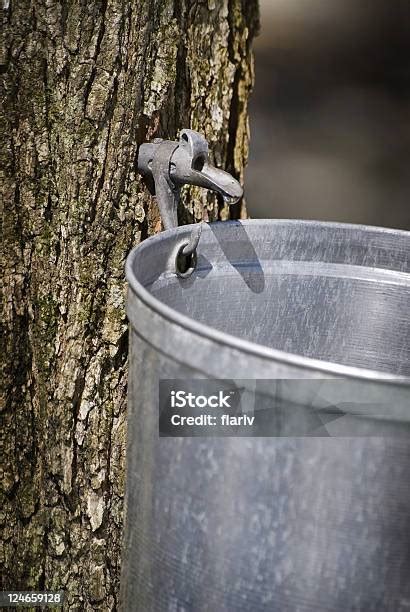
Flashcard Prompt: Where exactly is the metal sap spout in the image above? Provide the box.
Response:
[170,143,243,205]
[138,129,243,229]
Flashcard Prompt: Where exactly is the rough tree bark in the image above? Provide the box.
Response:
[1,1,259,609]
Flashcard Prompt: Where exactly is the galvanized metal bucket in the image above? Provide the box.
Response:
[122,219,410,611]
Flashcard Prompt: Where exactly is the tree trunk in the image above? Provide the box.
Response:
[1,0,259,609]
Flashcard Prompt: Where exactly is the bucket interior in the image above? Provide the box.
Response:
[131,221,410,377]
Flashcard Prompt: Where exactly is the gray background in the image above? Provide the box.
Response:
[246,0,410,230]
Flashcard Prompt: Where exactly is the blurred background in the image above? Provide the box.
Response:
[245,0,410,230]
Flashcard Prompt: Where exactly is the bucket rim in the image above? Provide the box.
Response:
[126,219,410,386]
